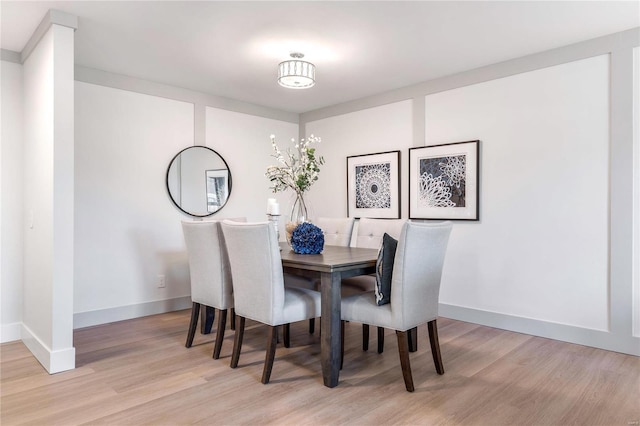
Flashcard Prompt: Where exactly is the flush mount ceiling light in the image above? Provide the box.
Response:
[278,53,315,89]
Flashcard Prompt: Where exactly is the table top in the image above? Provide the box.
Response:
[279,243,378,274]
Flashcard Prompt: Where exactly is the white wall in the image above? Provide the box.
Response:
[305,58,610,332]
[205,107,298,233]
[22,23,76,373]
[301,29,639,355]
[73,83,299,327]
[74,82,194,325]
[305,100,413,220]
[424,55,609,330]
[633,46,640,337]
[0,60,24,343]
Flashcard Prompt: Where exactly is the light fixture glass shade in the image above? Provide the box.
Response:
[278,59,316,89]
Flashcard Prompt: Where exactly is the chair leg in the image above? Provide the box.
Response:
[283,323,291,348]
[428,319,445,375]
[396,331,415,392]
[185,302,200,348]
[201,305,215,334]
[262,325,278,384]
[213,309,227,359]
[362,324,369,351]
[408,326,418,352]
[309,318,315,334]
[230,308,236,330]
[340,320,346,370]
[377,327,385,354]
[230,316,245,368]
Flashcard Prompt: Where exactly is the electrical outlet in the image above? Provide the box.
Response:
[157,274,166,288]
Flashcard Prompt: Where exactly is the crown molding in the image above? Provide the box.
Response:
[20,9,77,64]
[75,65,299,124]
[1,49,21,64]
[300,26,640,124]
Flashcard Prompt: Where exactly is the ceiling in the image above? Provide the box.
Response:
[1,1,638,114]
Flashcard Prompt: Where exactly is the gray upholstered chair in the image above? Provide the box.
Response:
[342,218,406,352]
[340,221,453,392]
[316,217,355,247]
[182,219,239,359]
[221,220,321,384]
[353,217,406,250]
[303,217,355,333]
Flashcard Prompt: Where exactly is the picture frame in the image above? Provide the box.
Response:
[409,140,479,220]
[347,150,400,219]
[205,169,229,213]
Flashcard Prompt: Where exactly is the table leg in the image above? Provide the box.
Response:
[320,271,341,388]
[200,306,215,334]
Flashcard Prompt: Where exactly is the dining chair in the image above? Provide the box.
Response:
[342,218,406,352]
[340,221,452,392]
[182,219,241,359]
[316,217,355,247]
[303,217,355,333]
[220,220,321,384]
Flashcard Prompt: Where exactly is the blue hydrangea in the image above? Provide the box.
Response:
[291,222,325,254]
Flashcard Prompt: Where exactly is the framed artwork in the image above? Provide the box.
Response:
[205,169,229,213]
[409,140,479,220]
[347,150,400,219]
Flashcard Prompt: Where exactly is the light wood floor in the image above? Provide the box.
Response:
[1,311,639,425]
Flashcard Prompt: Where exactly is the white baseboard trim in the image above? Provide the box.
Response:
[1,322,22,343]
[439,303,640,356]
[10,300,639,358]
[21,323,75,373]
[73,296,192,329]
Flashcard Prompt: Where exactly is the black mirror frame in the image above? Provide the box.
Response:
[166,145,233,217]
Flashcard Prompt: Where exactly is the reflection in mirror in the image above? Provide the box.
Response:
[166,146,232,217]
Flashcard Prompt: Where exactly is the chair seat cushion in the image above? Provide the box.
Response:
[276,287,322,326]
[341,291,395,329]
[375,233,398,306]
[342,291,436,331]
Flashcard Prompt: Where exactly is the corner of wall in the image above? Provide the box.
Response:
[21,323,75,373]
[1,323,22,343]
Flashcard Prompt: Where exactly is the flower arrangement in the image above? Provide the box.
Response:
[290,222,325,254]
[265,134,324,196]
[266,134,324,243]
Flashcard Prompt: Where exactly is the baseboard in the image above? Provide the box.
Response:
[73,296,192,329]
[21,323,75,373]
[1,322,22,343]
[439,303,640,356]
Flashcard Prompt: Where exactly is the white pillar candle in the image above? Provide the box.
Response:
[267,198,277,214]
[271,202,280,215]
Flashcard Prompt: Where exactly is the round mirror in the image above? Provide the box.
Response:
[166,146,232,217]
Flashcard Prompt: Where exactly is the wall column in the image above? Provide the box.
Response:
[21,10,77,373]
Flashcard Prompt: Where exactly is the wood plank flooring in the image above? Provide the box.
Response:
[1,310,639,425]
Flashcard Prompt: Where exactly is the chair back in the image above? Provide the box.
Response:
[182,220,237,310]
[316,217,355,247]
[221,221,285,325]
[390,221,452,329]
[354,218,406,249]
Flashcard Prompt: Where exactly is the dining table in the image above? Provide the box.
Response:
[279,242,379,388]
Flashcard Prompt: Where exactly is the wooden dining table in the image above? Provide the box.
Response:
[279,243,379,388]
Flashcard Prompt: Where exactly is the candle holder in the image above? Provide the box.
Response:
[267,213,280,242]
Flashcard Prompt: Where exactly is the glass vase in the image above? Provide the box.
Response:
[285,192,308,245]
